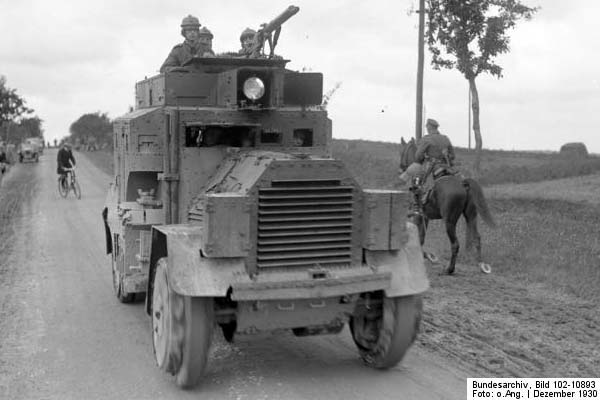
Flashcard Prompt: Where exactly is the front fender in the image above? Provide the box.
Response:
[368,222,429,297]
[151,224,248,297]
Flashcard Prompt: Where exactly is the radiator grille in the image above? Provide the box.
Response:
[257,179,354,268]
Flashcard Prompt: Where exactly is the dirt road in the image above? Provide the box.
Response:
[0,149,468,399]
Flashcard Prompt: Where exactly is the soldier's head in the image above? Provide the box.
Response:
[198,26,213,48]
[180,15,201,41]
[425,118,440,134]
[240,28,256,51]
[62,142,71,150]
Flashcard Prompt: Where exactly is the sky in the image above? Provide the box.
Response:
[1,0,599,152]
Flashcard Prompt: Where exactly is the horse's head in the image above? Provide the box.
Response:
[399,136,417,172]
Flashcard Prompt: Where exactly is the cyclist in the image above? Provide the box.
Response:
[57,142,76,188]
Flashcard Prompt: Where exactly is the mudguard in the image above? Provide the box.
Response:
[149,222,428,300]
[368,222,429,297]
[102,207,112,254]
[151,224,248,297]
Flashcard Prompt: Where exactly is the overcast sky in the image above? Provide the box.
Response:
[1,0,599,152]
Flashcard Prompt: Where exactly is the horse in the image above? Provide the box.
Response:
[398,137,496,274]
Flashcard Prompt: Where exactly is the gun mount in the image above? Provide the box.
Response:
[245,5,300,58]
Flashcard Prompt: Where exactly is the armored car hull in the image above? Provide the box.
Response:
[103,54,428,389]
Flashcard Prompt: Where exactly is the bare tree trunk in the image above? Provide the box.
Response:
[468,77,482,173]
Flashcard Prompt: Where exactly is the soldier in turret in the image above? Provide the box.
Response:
[160,15,214,73]
[198,26,215,53]
[238,28,257,56]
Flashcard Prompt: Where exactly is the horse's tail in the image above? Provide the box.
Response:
[465,178,496,228]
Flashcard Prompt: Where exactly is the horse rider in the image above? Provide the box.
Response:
[416,118,455,179]
[160,15,215,73]
[400,118,457,201]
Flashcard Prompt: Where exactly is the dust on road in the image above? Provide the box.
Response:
[0,150,468,400]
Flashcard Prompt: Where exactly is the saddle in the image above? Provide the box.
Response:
[420,161,463,206]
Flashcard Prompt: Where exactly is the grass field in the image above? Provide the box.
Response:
[332,139,600,188]
[487,174,600,205]
[82,141,600,301]
[423,196,600,301]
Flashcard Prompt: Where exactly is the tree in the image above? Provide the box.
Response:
[4,117,44,145]
[426,0,537,171]
[69,112,112,148]
[0,75,33,142]
[17,116,44,139]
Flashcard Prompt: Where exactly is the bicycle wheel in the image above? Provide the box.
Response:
[72,179,82,199]
[58,177,68,198]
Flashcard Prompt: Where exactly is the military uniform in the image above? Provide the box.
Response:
[415,132,455,165]
[160,41,214,73]
[399,118,456,188]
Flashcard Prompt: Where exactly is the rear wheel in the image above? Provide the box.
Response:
[350,294,422,369]
[152,258,214,389]
[111,240,135,303]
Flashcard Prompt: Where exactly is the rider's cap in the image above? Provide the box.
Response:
[426,118,439,128]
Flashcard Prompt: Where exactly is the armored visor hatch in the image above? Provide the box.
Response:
[102,5,428,389]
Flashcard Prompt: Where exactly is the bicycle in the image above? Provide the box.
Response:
[58,168,81,199]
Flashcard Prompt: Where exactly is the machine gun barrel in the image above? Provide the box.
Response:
[261,5,299,35]
[248,5,300,58]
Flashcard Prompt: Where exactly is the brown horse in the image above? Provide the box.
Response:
[399,137,496,274]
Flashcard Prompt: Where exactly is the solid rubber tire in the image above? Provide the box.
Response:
[350,295,422,369]
[152,258,214,389]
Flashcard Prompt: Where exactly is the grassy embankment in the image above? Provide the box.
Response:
[81,150,113,176]
[83,140,600,301]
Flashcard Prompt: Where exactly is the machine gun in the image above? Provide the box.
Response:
[246,5,300,58]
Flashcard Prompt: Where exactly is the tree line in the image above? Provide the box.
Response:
[67,112,113,151]
[0,76,43,146]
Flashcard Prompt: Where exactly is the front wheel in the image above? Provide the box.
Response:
[58,176,68,198]
[72,179,81,199]
[152,258,214,389]
[350,294,422,369]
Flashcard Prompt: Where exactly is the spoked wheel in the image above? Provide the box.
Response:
[72,180,82,199]
[152,257,214,389]
[58,177,69,198]
[350,294,422,369]
[111,244,135,303]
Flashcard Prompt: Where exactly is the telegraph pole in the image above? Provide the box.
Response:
[415,0,425,141]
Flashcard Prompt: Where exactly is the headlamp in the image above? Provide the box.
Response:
[243,77,265,100]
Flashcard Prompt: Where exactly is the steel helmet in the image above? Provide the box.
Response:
[199,26,213,39]
[181,15,200,29]
[240,27,256,41]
